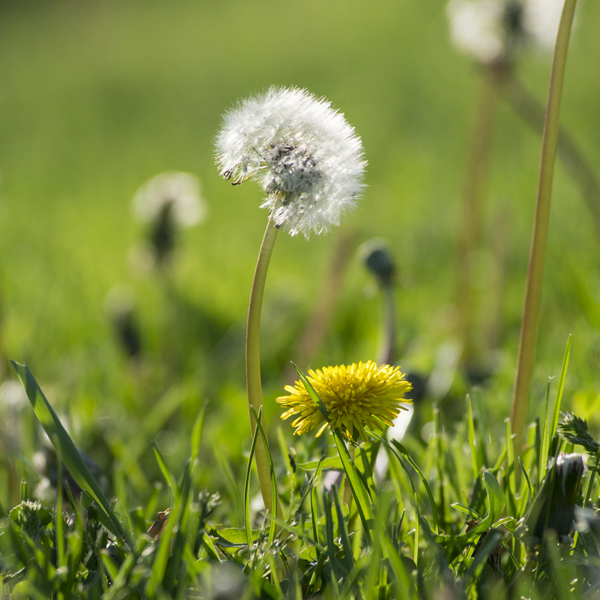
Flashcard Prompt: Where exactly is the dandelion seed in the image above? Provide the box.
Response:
[215,87,366,237]
[277,361,412,439]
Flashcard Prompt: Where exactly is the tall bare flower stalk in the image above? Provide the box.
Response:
[510,0,578,456]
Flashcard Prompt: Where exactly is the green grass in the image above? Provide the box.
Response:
[1,0,600,597]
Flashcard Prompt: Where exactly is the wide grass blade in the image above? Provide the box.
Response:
[11,361,128,543]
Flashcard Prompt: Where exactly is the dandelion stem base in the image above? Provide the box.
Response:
[247,218,279,515]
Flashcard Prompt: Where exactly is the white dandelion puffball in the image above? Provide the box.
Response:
[132,171,207,227]
[215,87,366,238]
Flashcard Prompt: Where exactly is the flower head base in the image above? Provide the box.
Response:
[446,0,563,65]
[277,361,412,439]
[215,87,366,238]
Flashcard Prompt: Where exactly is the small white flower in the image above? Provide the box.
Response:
[132,171,207,227]
[447,0,563,65]
[215,87,366,237]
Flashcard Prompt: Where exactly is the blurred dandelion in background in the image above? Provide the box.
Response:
[277,361,412,439]
[104,285,142,360]
[216,86,366,237]
[130,171,208,270]
[446,0,563,65]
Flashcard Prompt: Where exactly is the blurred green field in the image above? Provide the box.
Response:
[1,0,600,508]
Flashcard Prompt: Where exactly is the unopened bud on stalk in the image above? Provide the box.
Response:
[526,453,585,544]
[359,238,396,287]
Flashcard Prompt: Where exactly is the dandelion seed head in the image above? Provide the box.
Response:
[215,87,366,237]
[276,361,412,439]
[132,171,207,228]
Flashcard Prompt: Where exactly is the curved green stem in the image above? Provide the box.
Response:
[247,217,279,515]
[510,0,578,458]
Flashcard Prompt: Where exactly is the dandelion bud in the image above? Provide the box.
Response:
[359,238,396,287]
[105,286,142,359]
[526,453,585,543]
[215,87,366,237]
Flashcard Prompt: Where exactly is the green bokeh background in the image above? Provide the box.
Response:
[1,0,599,504]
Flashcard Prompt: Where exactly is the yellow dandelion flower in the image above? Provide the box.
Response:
[277,361,412,439]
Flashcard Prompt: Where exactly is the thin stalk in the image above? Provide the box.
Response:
[247,217,279,515]
[456,64,500,368]
[510,0,578,457]
[378,282,397,366]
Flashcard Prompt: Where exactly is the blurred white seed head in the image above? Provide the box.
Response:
[132,171,207,228]
[447,0,507,64]
[522,0,563,49]
[0,380,28,410]
[447,0,564,65]
[104,285,135,319]
[215,87,366,238]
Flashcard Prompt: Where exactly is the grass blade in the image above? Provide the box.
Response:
[251,406,281,543]
[292,362,330,420]
[190,399,208,469]
[11,361,128,543]
[244,406,263,549]
[152,442,175,496]
[467,395,479,480]
[551,334,571,438]
[333,431,374,543]
[389,438,439,532]
[332,484,354,572]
